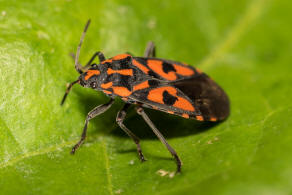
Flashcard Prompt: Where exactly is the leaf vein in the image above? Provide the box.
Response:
[101,138,114,195]
[0,139,78,169]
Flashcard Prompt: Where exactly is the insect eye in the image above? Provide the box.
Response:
[90,82,97,88]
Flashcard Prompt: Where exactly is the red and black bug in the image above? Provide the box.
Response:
[61,20,230,173]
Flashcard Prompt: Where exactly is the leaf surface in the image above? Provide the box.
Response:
[0,0,291,194]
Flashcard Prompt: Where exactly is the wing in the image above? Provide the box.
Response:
[173,74,230,121]
[129,79,199,119]
[129,74,230,122]
[132,57,201,81]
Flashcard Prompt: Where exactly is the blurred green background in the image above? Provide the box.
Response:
[0,0,292,194]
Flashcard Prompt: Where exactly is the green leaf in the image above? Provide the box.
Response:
[0,0,291,194]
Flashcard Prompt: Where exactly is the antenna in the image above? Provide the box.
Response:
[75,19,91,73]
[60,79,80,105]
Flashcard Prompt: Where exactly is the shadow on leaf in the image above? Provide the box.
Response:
[74,90,221,140]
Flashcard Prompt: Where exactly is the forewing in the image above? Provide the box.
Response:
[129,73,230,121]
[132,57,201,81]
[130,79,199,118]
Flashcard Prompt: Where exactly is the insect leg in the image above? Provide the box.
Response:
[144,41,156,57]
[70,51,105,69]
[86,52,106,64]
[136,106,182,173]
[81,52,106,71]
[71,99,115,154]
[116,103,146,162]
[60,79,79,105]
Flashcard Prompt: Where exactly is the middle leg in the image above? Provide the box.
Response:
[116,103,146,162]
[71,99,115,154]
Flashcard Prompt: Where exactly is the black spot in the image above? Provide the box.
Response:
[118,75,132,90]
[148,80,159,87]
[148,70,157,77]
[118,57,131,69]
[163,90,178,106]
[162,62,176,73]
[135,57,147,65]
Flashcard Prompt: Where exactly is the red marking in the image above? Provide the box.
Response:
[112,86,132,97]
[173,97,195,112]
[196,115,204,121]
[112,54,131,60]
[167,111,174,114]
[133,81,149,91]
[173,64,195,76]
[122,97,128,101]
[147,60,177,80]
[210,117,217,122]
[101,59,113,64]
[147,86,195,112]
[85,70,100,80]
[107,68,133,76]
[182,113,189,119]
[103,90,112,95]
[101,82,113,89]
[132,59,149,73]
[152,106,158,110]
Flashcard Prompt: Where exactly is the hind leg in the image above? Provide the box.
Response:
[144,41,156,57]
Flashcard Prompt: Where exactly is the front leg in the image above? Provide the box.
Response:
[71,99,114,154]
[85,51,106,66]
[70,51,106,71]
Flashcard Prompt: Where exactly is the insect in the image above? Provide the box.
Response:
[61,20,230,173]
